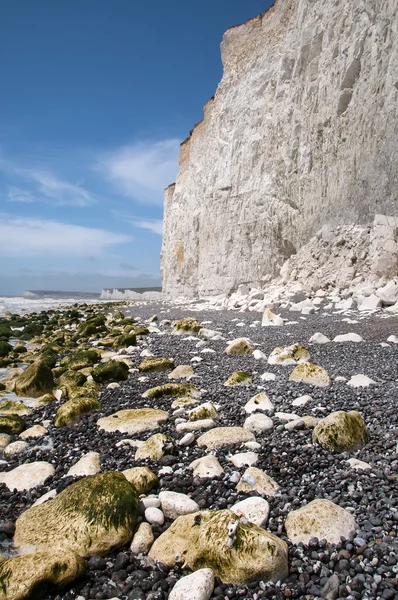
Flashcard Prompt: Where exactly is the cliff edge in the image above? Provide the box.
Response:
[161,0,398,297]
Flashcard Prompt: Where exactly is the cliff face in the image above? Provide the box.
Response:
[161,0,398,297]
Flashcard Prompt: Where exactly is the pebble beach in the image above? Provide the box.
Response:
[0,300,397,600]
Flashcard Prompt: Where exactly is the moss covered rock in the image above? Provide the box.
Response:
[14,471,139,557]
[285,499,357,545]
[0,400,30,416]
[143,383,200,399]
[138,357,175,372]
[133,325,150,336]
[135,433,176,461]
[268,343,310,366]
[92,360,129,384]
[54,397,101,427]
[60,350,100,371]
[171,396,200,409]
[57,370,87,390]
[14,360,55,398]
[312,410,369,452]
[224,371,252,386]
[113,332,137,349]
[168,365,194,380]
[122,467,159,495]
[197,427,255,450]
[0,550,86,600]
[149,509,288,584]
[0,341,12,357]
[0,415,27,434]
[68,381,99,401]
[225,338,254,356]
[236,467,280,497]
[173,318,202,335]
[36,393,57,405]
[97,408,168,434]
[289,362,331,387]
[189,402,217,421]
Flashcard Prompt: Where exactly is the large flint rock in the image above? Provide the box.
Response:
[0,550,86,600]
[149,509,288,584]
[97,408,168,434]
[14,360,54,397]
[0,461,54,491]
[312,410,369,452]
[285,499,357,544]
[289,362,331,387]
[14,471,138,557]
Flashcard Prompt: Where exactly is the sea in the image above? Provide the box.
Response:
[0,292,104,316]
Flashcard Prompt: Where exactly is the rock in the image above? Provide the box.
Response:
[225,338,254,355]
[229,452,258,468]
[0,415,27,435]
[275,412,300,422]
[58,369,87,390]
[0,550,86,600]
[159,491,200,519]
[290,299,315,313]
[260,372,276,381]
[113,332,137,349]
[236,467,280,497]
[292,415,320,428]
[309,332,330,344]
[3,441,29,458]
[92,360,129,384]
[55,397,101,427]
[244,392,274,414]
[179,432,195,446]
[145,506,164,525]
[32,489,57,507]
[189,402,217,421]
[122,466,158,495]
[312,410,369,452]
[135,433,176,461]
[176,419,216,433]
[292,394,312,406]
[14,471,138,556]
[284,418,305,431]
[97,408,168,434]
[19,424,47,439]
[199,328,223,340]
[289,363,331,387]
[387,334,398,343]
[0,461,54,491]
[347,458,372,471]
[0,433,10,450]
[197,427,255,450]
[60,350,99,371]
[14,360,54,398]
[244,413,273,434]
[0,400,30,416]
[347,374,376,387]
[171,396,200,409]
[168,568,215,600]
[149,509,288,584]
[173,318,202,334]
[376,280,398,305]
[268,344,310,366]
[107,382,120,389]
[143,383,201,399]
[66,451,101,477]
[168,364,195,379]
[231,497,270,527]
[224,371,252,386]
[358,294,382,311]
[130,522,154,555]
[320,573,341,600]
[190,455,224,479]
[261,310,283,327]
[285,499,357,545]
[333,333,364,342]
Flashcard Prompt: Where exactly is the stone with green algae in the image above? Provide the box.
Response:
[171,396,200,409]
[224,371,252,386]
[0,415,27,435]
[14,471,138,557]
[225,338,254,355]
[138,357,175,372]
[289,362,331,387]
[267,343,310,366]
[173,318,202,335]
[113,332,137,349]
[60,349,100,371]
[143,383,200,399]
[312,410,369,452]
[0,400,30,416]
[135,433,176,461]
[97,408,168,435]
[91,360,129,384]
[122,466,158,495]
[148,509,288,585]
[14,360,54,398]
[188,402,217,421]
[0,550,86,600]
[57,369,87,390]
[54,397,101,427]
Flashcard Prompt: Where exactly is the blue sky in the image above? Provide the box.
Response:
[0,0,273,295]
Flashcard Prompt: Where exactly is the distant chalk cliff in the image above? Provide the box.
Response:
[161,0,398,297]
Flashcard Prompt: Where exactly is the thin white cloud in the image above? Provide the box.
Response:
[8,186,35,203]
[0,215,131,258]
[132,218,163,235]
[98,139,180,205]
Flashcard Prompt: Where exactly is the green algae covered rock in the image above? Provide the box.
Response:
[122,467,159,495]
[138,357,175,372]
[189,402,217,421]
[149,509,288,585]
[0,550,86,600]
[133,325,150,336]
[268,343,310,366]
[225,338,254,356]
[92,360,129,384]
[36,393,57,405]
[0,341,12,357]
[289,362,331,387]
[68,380,99,401]
[14,360,55,398]
[113,332,137,349]
[14,472,139,557]
[97,408,168,435]
[171,396,200,409]
[0,400,30,416]
[54,397,101,427]
[285,499,357,545]
[312,410,369,452]
[0,415,27,434]
[60,350,100,371]
[57,370,87,390]
[173,318,202,335]
[135,433,176,461]
[224,371,252,386]
[143,383,200,399]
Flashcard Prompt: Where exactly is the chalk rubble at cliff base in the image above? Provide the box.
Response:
[0,300,397,600]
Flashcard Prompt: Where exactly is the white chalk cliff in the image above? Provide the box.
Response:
[161,0,398,297]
